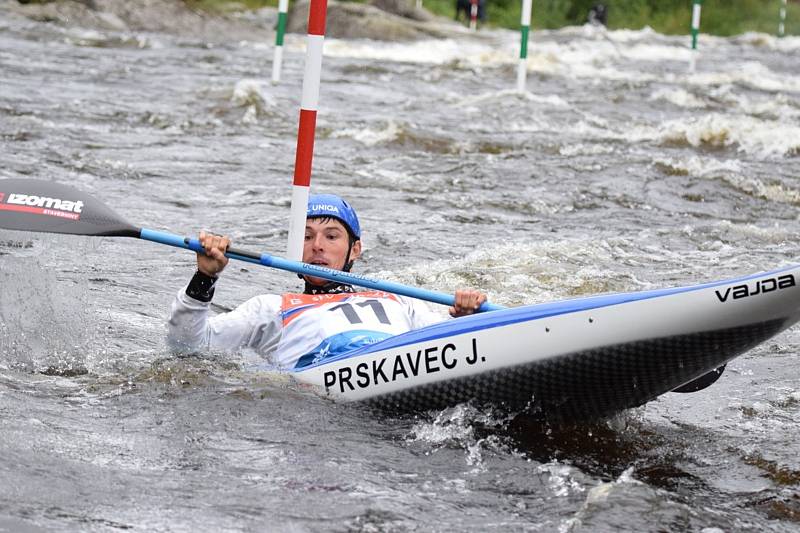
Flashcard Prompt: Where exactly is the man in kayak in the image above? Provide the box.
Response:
[167,194,487,369]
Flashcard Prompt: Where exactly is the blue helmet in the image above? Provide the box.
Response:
[307,194,361,239]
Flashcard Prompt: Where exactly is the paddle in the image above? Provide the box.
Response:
[1,178,727,393]
[0,179,502,312]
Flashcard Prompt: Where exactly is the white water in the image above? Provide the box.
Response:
[1,10,799,532]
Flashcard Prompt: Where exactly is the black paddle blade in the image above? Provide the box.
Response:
[0,179,139,237]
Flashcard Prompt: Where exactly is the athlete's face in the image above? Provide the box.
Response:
[303,218,361,286]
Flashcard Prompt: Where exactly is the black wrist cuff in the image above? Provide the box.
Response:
[186,270,218,303]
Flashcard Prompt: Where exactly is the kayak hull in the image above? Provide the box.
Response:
[363,319,786,420]
[292,264,800,422]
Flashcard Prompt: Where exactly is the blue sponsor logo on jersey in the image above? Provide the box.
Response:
[295,330,392,369]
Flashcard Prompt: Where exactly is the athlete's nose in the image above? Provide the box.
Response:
[311,232,326,251]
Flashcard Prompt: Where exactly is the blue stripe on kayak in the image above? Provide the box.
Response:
[293,263,799,372]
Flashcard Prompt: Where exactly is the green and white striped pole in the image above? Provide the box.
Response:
[516,0,532,93]
[271,0,289,83]
[689,0,702,72]
[779,0,787,37]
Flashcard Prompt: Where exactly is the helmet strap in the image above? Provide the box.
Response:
[341,235,357,272]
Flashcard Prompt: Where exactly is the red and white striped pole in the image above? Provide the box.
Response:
[469,0,478,31]
[286,0,328,260]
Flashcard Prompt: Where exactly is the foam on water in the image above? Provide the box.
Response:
[0,235,98,374]
[323,37,511,67]
[62,28,154,49]
[653,155,800,205]
[450,88,570,109]
[263,26,800,99]
[574,25,658,43]
[621,43,692,63]
[230,79,277,124]
[316,26,672,85]
[405,403,514,469]
[538,461,586,498]
[647,113,800,158]
[735,93,800,121]
[686,61,800,94]
[734,32,800,52]
[649,88,706,109]
[561,466,701,532]
[330,120,403,146]
[379,237,656,308]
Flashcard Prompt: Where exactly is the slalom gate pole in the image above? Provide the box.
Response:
[689,0,702,72]
[470,0,478,31]
[516,0,532,93]
[779,0,787,38]
[286,0,328,261]
[271,0,290,83]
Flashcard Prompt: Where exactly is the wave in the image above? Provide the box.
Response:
[655,113,800,158]
[649,88,706,109]
[329,120,515,154]
[654,156,800,205]
[313,26,800,97]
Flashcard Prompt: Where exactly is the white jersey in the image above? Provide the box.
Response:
[167,288,444,370]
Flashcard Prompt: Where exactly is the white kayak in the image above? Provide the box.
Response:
[292,264,800,422]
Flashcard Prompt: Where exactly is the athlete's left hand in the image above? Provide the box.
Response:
[449,289,487,317]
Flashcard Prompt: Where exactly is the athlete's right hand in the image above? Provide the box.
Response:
[196,231,230,277]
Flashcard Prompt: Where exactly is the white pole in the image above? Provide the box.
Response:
[779,0,787,38]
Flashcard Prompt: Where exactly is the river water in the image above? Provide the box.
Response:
[1,7,800,532]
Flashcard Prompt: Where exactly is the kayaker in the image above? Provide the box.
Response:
[167,194,487,369]
[588,3,608,26]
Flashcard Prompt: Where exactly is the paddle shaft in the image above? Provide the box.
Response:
[139,228,503,312]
